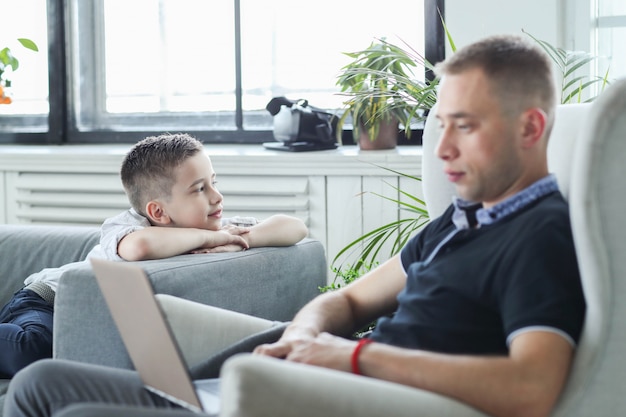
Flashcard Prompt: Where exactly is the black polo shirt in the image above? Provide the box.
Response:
[370,187,586,355]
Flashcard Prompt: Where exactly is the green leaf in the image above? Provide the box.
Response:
[330,164,429,272]
[0,48,19,72]
[563,53,596,78]
[17,38,39,52]
[523,30,612,104]
[438,8,457,52]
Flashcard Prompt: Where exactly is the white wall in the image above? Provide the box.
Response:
[445,0,565,51]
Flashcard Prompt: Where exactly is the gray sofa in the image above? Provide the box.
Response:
[0,224,326,413]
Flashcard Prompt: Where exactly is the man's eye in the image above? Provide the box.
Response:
[212,180,218,186]
[196,186,205,193]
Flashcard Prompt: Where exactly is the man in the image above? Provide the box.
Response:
[4,35,585,417]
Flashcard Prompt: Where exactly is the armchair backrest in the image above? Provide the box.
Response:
[421,79,626,416]
[554,78,626,417]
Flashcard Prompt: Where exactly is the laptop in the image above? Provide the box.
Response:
[90,258,220,415]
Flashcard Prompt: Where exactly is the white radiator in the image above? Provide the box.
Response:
[5,172,311,226]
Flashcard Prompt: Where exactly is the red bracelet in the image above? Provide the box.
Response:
[351,338,374,375]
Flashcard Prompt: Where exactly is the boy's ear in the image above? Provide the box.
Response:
[145,200,171,225]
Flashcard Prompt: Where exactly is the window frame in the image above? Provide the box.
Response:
[1,0,446,145]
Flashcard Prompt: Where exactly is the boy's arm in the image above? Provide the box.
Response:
[243,214,308,248]
[117,227,249,261]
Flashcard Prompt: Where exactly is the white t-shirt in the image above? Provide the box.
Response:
[23,209,257,291]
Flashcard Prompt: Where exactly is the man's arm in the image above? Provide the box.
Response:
[244,214,308,248]
[266,324,572,417]
[254,255,406,357]
[354,331,573,417]
[117,227,249,261]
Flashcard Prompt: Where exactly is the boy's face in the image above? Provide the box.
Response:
[157,152,224,230]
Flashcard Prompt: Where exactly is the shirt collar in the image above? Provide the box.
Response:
[452,174,560,230]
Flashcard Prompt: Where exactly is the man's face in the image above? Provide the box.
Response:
[435,68,525,208]
[158,152,224,230]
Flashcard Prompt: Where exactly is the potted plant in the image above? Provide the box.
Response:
[335,39,438,150]
[0,38,39,104]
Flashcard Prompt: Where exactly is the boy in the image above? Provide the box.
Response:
[0,133,307,377]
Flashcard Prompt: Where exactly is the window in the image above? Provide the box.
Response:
[0,0,49,138]
[1,0,445,144]
[595,0,626,81]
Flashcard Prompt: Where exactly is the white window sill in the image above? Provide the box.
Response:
[0,144,423,176]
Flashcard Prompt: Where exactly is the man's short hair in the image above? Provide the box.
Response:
[121,133,204,215]
[435,34,556,134]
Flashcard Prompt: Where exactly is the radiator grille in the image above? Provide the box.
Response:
[6,172,311,226]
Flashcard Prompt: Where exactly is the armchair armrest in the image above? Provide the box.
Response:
[220,354,489,417]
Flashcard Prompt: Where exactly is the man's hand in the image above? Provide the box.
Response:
[254,331,355,373]
[285,332,356,372]
[253,326,318,359]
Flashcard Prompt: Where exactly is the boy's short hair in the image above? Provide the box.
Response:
[435,34,556,137]
[121,133,204,215]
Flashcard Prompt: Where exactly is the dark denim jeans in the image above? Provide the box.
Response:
[0,288,53,378]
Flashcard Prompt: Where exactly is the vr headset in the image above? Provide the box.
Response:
[264,96,338,152]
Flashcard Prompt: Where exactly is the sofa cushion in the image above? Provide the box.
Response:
[0,225,99,306]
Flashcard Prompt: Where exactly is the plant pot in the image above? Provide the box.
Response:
[0,85,12,104]
[358,119,399,150]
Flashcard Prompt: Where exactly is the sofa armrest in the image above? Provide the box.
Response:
[220,354,488,417]
[0,225,99,306]
[53,238,327,369]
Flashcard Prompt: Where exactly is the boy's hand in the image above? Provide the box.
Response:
[199,229,249,251]
[220,224,251,235]
[191,226,251,253]
[191,243,246,254]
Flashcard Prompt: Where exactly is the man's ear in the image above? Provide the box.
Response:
[145,200,171,225]
[520,107,547,148]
